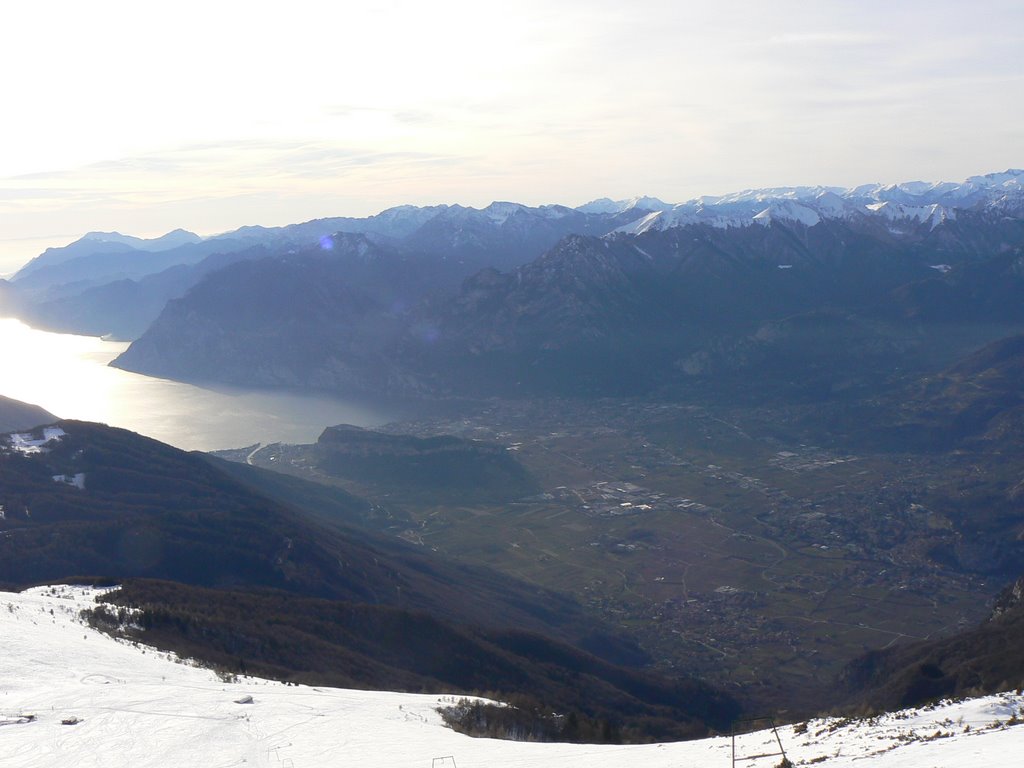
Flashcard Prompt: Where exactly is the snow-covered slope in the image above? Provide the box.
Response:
[3,585,1022,768]
[753,200,822,228]
[866,201,957,229]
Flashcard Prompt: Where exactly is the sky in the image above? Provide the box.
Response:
[1,0,1022,273]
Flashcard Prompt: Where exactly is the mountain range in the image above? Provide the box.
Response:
[7,202,644,339]
[4,169,1021,346]
[99,172,1024,399]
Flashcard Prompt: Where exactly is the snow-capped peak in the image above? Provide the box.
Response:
[964,169,1024,190]
[866,201,957,229]
[483,201,528,224]
[624,196,674,212]
[708,185,844,206]
[615,210,673,235]
[813,190,864,219]
[576,196,674,215]
[753,200,822,228]
[575,197,620,214]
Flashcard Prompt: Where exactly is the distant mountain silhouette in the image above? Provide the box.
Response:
[0,395,56,432]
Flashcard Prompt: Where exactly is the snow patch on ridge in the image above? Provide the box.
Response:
[483,201,527,224]
[5,426,65,455]
[52,472,86,490]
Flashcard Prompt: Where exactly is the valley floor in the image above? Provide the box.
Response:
[244,394,1008,705]
[2,585,1021,767]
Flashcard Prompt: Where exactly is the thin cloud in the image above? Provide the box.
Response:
[0,140,467,215]
[764,32,889,46]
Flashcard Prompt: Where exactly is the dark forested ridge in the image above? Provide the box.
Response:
[313,424,540,503]
[89,579,739,743]
[840,575,1024,711]
[0,421,612,647]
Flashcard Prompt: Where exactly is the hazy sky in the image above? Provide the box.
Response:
[1,0,1022,273]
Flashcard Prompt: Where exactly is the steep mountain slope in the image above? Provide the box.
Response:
[0,278,21,315]
[12,236,234,302]
[12,229,202,281]
[111,244,410,390]
[91,580,737,741]
[397,218,992,395]
[0,420,602,644]
[4,585,1023,767]
[887,248,1024,324]
[16,244,275,339]
[0,395,56,432]
[841,574,1024,711]
[877,333,1024,451]
[924,333,1024,445]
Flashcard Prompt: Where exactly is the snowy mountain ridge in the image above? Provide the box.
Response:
[3,584,1023,768]
[576,196,675,215]
[20,170,1022,278]
[601,169,1024,234]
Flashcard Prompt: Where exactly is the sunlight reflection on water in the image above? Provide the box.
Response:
[0,318,392,450]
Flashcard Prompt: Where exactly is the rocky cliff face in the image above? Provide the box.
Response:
[111,237,414,392]
[991,575,1024,619]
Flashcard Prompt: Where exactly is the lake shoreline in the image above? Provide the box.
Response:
[0,317,396,451]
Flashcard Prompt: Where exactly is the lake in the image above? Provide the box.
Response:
[0,318,395,451]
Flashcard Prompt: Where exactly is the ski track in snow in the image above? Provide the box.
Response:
[1,585,1022,768]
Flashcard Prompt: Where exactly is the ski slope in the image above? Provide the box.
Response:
[2,585,1022,767]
